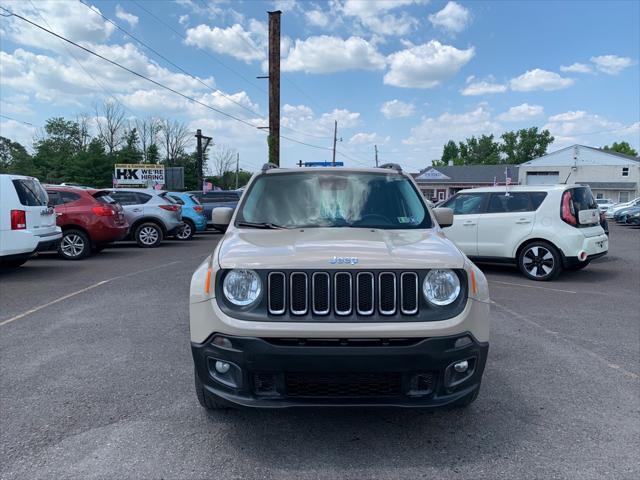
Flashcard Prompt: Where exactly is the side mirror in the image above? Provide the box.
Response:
[211,207,234,229]
[433,207,454,228]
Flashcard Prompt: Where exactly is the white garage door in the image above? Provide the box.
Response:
[526,171,560,185]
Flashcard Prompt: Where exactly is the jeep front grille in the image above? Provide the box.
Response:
[268,271,418,317]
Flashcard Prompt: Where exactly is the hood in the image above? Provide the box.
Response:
[217,227,464,270]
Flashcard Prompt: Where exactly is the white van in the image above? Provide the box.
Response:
[440,185,608,281]
[0,174,62,268]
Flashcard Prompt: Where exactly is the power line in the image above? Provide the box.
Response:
[0,114,34,127]
[129,0,267,96]
[79,0,265,121]
[1,7,260,130]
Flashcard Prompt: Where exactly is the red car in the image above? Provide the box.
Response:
[45,187,129,260]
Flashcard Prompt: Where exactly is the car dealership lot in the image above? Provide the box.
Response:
[1,227,638,480]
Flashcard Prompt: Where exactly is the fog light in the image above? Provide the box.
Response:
[215,361,231,374]
[454,360,469,373]
[454,336,472,348]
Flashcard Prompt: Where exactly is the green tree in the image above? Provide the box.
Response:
[602,141,638,157]
[0,136,39,176]
[68,138,113,188]
[456,135,500,164]
[439,140,459,165]
[116,128,143,164]
[500,127,554,164]
[33,117,84,183]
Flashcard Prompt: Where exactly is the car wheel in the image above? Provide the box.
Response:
[135,222,163,248]
[518,241,562,281]
[194,370,229,411]
[58,229,91,260]
[566,260,590,271]
[176,220,195,241]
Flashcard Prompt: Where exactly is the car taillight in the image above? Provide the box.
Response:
[561,191,577,226]
[92,205,115,216]
[10,210,26,230]
[159,204,181,212]
[193,205,204,213]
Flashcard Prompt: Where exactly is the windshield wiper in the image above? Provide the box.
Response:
[236,221,288,230]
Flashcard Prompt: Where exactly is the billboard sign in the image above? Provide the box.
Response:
[114,164,165,187]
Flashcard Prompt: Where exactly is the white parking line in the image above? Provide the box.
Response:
[0,258,201,327]
[492,300,639,380]
[489,280,577,294]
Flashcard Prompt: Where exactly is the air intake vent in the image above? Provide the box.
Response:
[290,272,308,315]
[312,272,330,315]
[379,272,397,315]
[334,272,352,315]
[356,272,374,315]
[268,272,286,315]
[401,272,418,315]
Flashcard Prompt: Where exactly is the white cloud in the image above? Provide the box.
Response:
[282,36,386,73]
[185,23,265,63]
[560,62,592,74]
[544,111,639,146]
[115,5,139,27]
[349,132,390,145]
[380,99,415,119]
[281,104,361,138]
[590,55,634,75]
[428,1,472,33]
[339,0,423,36]
[497,103,544,121]
[305,10,330,27]
[0,119,37,149]
[461,81,507,96]
[509,69,574,91]
[548,111,587,122]
[384,41,475,88]
[0,94,33,115]
[178,15,189,25]
[0,0,115,54]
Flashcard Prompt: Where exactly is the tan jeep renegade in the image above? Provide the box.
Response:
[189,164,490,409]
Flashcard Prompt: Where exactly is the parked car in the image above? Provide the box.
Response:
[595,198,615,212]
[440,185,608,280]
[616,206,640,224]
[189,163,490,410]
[187,190,241,231]
[605,197,640,218]
[45,186,129,260]
[166,191,207,240]
[105,188,183,248]
[623,208,640,225]
[1,174,62,268]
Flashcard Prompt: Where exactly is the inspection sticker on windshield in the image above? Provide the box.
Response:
[397,216,417,224]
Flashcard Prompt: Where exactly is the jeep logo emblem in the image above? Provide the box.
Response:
[329,256,358,265]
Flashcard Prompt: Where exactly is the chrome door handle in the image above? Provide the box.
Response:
[463,221,476,226]
[132,208,142,212]
[515,219,531,224]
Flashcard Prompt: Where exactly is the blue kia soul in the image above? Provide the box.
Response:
[166,192,207,240]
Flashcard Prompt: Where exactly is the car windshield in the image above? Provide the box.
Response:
[236,171,431,229]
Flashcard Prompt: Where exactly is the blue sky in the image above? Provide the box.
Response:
[1,0,638,173]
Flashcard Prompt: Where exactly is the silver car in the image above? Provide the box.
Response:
[106,188,183,248]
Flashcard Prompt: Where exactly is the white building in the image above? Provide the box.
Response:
[518,145,639,203]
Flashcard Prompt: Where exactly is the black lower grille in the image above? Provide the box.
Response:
[285,372,402,397]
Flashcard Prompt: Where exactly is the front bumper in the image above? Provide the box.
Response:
[192,333,488,408]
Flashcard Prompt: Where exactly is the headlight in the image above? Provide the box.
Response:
[223,269,262,306]
[423,269,461,306]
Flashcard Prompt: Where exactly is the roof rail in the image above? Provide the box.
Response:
[261,163,279,172]
[379,163,403,172]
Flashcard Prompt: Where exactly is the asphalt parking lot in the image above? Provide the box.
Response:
[1,225,638,480]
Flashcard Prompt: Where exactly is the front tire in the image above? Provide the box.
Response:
[518,241,562,281]
[135,222,163,248]
[176,220,195,241]
[194,370,228,411]
[58,229,91,260]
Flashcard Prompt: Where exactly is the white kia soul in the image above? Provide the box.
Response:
[440,185,608,281]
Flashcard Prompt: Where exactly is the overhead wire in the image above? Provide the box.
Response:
[0,114,35,127]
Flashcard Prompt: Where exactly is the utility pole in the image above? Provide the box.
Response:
[268,10,281,166]
[195,129,212,190]
[375,144,379,167]
[235,152,239,189]
[332,120,340,166]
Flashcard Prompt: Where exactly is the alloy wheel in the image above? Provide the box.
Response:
[61,234,86,258]
[177,223,192,240]
[522,245,554,278]
[139,226,159,245]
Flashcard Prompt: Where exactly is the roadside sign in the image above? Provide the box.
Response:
[305,161,344,167]
[114,164,165,188]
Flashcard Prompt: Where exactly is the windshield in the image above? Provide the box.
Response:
[236,171,431,229]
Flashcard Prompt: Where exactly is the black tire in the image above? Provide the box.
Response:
[194,369,228,411]
[176,220,195,241]
[57,229,91,260]
[566,260,591,271]
[517,241,562,281]
[1,258,29,269]
[135,222,163,248]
